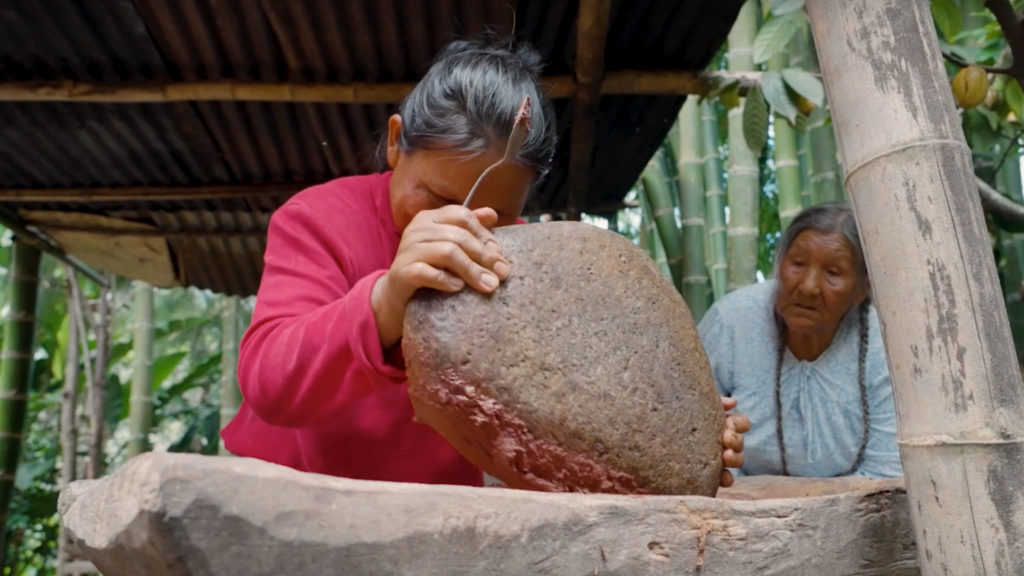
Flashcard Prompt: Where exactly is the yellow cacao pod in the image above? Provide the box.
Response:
[719,89,740,110]
[796,94,815,116]
[951,66,988,109]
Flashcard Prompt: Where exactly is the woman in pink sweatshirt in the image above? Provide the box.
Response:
[221,38,749,488]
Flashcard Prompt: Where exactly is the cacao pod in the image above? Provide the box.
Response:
[951,66,988,109]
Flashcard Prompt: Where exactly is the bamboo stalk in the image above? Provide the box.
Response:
[127,281,154,458]
[0,242,41,561]
[87,274,112,479]
[808,1,1024,572]
[700,101,729,301]
[769,51,803,230]
[807,109,843,204]
[219,296,241,456]
[725,0,761,291]
[57,266,80,573]
[797,131,813,208]
[0,71,764,104]
[640,152,685,290]
[675,99,711,320]
[638,182,673,280]
[791,20,814,210]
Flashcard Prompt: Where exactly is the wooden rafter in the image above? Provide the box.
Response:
[0,183,304,203]
[566,0,613,220]
[0,71,761,104]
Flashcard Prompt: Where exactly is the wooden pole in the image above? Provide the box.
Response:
[565,0,612,220]
[0,72,761,104]
[807,1,1024,573]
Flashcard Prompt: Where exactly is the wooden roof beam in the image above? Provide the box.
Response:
[566,0,612,220]
[0,183,304,203]
[0,71,761,104]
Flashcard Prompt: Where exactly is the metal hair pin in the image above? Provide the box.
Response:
[462,96,533,208]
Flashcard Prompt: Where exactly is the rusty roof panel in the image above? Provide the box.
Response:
[0,101,230,187]
[0,0,745,294]
[144,210,269,296]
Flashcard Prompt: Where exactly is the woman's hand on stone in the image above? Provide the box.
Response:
[372,205,511,348]
[719,396,750,488]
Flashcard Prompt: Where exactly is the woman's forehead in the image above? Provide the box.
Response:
[789,229,855,256]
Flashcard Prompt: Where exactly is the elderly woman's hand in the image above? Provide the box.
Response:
[719,396,750,488]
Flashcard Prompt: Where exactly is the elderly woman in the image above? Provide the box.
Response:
[698,202,902,478]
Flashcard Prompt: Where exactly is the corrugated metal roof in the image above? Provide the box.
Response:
[0,0,744,295]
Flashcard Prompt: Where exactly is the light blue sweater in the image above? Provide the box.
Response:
[698,280,903,478]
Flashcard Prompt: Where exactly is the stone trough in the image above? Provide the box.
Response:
[59,452,919,575]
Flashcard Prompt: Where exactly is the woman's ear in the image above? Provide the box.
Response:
[386,114,403,169]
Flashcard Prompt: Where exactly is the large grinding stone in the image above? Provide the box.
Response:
[403,221,723,496]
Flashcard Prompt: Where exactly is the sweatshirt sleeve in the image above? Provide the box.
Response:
[237,199,406,428]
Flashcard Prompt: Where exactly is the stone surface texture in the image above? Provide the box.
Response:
[403,221,723,496]
[60,453,919,576]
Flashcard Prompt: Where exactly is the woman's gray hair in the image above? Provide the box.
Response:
[773,202,869,286]
[395,38,558,182]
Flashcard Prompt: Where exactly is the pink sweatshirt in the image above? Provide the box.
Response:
[221,172,482,486]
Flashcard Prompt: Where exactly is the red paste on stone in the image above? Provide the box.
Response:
[408,366,649,494]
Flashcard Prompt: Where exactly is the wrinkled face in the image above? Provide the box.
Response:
[775,230,868,337]
[386,115,535,232]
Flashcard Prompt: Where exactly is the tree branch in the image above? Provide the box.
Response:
[986,0,1024,77]
[977,175,1024,229]
[942,50,1013,74]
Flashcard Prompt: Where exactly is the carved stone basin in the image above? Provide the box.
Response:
[58,453,918,575]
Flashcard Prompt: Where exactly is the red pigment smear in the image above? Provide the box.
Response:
[410,367,648,494]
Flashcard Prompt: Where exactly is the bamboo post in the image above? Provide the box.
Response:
[725,0,761,291]
[0,242,41,564]
[127,281,154,458]
[807,1,1024,573]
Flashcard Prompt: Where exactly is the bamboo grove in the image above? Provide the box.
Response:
[633,0,1024,365]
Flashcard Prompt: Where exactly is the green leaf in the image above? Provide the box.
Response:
[931,0,961,42]
[781,67,825,106]
[743,87,769,154]
[762,70,799,124]
[164,353,222,398]
[753,12,804,65]
[1006,79,1024,120]
[770,0,805,16]
[976,106,1002,132]
[152,351,188,390]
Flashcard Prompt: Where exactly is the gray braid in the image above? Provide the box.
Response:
[773,302,869,476]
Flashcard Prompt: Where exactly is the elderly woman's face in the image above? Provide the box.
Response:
[775,230,868,338]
